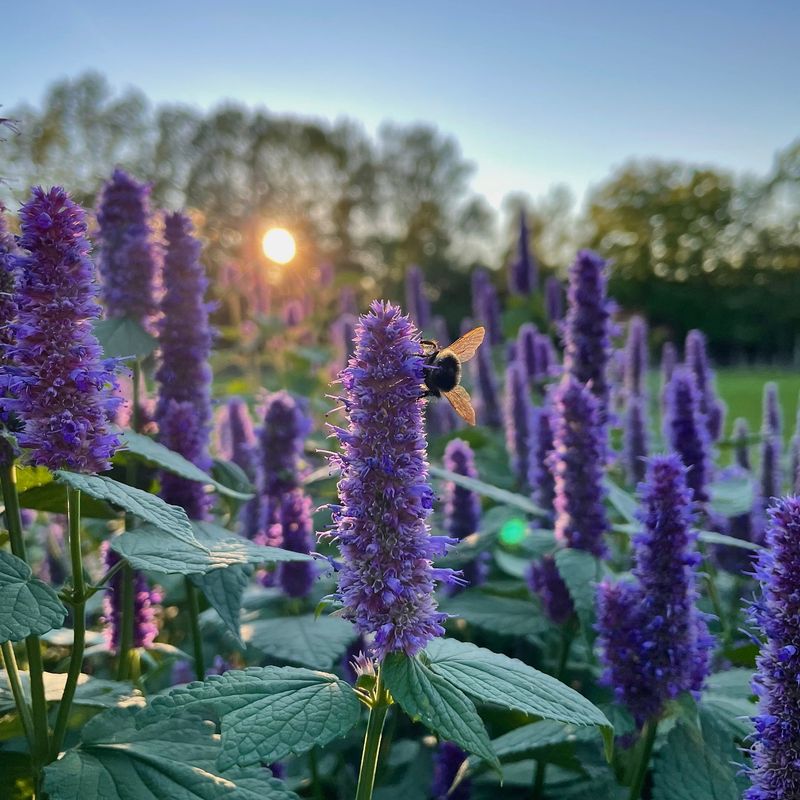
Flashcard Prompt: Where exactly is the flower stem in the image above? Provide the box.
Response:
[0,642,35,750]
[627,719,657,800]
[0,463,50,775]
[51,487,86,759]
[117,360,143,681]
[355,673,391,800]
[185,579,205,680]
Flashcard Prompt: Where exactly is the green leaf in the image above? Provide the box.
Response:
[43,707,298,800]
[93,316,157,360]
[54,471,198,544]
[441,589,547,640]
[119,430,254,500]
[429,464,547,517]
[696,530,762,552]
[145,666,361,769]
[554,548,600,643]
[709,473,754,518]
[243,614,356,669]
[111,521,311,575]
[0,672,141,715]
[212,458,255,499]
[191,565,251,644]
[382,651,499,769]
[0,551,67,642]
[603,477,638,523]
[652,718,740,800]
[15,466,54,494]
[424,638,613,760]
[17,481,116,518]
[482,720,595,769]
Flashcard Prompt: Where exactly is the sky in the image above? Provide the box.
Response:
[2,1,799,211]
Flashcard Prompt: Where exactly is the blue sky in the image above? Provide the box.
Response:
[2,1,798,210]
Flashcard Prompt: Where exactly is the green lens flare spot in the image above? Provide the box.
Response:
[499,517,527,546]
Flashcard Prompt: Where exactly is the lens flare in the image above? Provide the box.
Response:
[262,228,296,264]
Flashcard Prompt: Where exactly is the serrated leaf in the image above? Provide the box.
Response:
[93,316,157,359]
[554,548,600,643]
[191,565,251,644]
[145,666,361,769]
[382,651,499,769]
[652,718,740,800]
[43,707,298,799]
[441,589,547,640]
[424,638,613,760]
[111,521,310,575]
[119,430,254,500]
[54,471,198,545]
[429,464,546,517]
[243,614,356,669]
[0,550,67,642]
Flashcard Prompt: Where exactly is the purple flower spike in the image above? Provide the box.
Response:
[624,316,648,399]
[3,187,121,472]
[663,366,713,505]
[443,438,487,589]
[549,376,609,557]
[155,212,213,518]
[95,168,160,326]
[431,741,471,800]
[732,418,751,471]
[0,202,18,351]
[760,384,783,505]
[216,397,257,478]
[746,497,800,799]
[339,285,358,316]
[562,250,613,422]
[661,342,677,386]
[528,403,556,519]
[328,301,455,660]
[508,209,536,295]
[685,329,723,441]
[471,268,502,346]
[623,396,649,486]
[405,264,432,330]
[276,490,315,598]
[504,361,533,488]
[516,323,541,385]
[596,454,714,725]
[102,542,161,651]
[470,334,502,428]
[258,391,311,529]
[332,313,358,374]
[528,555,574,624]
[545,275,564,322]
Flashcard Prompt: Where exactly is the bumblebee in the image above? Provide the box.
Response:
[421,326,485,426]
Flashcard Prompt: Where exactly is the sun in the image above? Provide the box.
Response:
[262,228,296,264]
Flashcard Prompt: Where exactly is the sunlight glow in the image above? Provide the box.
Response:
[262,228,296,264]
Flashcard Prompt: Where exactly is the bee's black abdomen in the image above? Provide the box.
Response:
[424,350,461,395]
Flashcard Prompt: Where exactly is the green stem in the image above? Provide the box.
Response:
[701,550,731,643]
[185,579,205,680]
[0,463,50,774]
[355,674,390,800]
[51,487,86,759]
[628,719,657,800]
[309,749,324,800]
[115,558,135,682]
[117,360,143,681]
[533,622,576,799]
[1,642,35,750]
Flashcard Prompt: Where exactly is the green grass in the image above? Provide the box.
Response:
[715,367,800,438]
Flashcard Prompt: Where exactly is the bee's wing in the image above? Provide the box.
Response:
[446,327,485,363]
[443,385,477,426]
